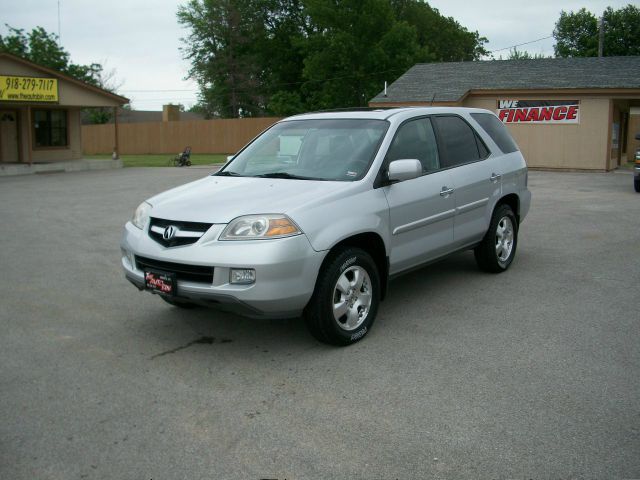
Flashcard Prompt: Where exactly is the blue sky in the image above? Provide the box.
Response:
[1,0,633,110]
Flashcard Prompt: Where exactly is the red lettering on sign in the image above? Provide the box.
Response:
[526,108,540,122]
[498,102,578,123]
[553,106,567,121]
[539,107,554,121]
[514,109,528,122]
[145,273,172,293]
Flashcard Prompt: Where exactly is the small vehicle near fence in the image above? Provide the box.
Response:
[122,107,531,345]
[170,146,192,167]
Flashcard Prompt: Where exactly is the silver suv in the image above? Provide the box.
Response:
[121,107,531,345]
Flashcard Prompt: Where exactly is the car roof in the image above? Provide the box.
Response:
[283,107,494,122]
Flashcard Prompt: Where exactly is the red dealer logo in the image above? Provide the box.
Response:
[497,100,580,124]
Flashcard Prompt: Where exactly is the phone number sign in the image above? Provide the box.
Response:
[0,75,59,103]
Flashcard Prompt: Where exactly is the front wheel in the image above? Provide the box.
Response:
[474,204,518,273]
[634,176,640,193]
[305,247,380,346]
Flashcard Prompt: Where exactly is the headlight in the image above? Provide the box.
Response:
[132,201,152,229]
[220,214,302,240]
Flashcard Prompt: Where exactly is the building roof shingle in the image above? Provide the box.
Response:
[370,56,640,104]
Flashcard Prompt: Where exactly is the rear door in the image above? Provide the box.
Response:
[470,111,524,202]
[382,117,456,274]
[432,115,502,248]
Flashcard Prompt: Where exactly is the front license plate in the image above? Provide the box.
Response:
[145,270,176,296]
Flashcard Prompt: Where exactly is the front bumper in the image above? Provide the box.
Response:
[121,222,326,318]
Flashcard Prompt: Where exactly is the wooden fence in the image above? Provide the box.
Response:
[81,117,282,155]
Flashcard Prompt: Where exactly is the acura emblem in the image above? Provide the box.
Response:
[163,225,178,240]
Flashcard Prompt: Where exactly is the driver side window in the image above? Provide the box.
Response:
[386,118,440,173]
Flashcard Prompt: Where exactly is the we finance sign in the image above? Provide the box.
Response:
[497,100,579,124]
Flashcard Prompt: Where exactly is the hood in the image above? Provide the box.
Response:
[147,175,357,224]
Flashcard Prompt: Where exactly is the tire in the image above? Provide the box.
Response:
[186,160,192,167]
[634,177,640,193]
[304,247,380,346]
[474,204,518,273]
[161,296,198,309]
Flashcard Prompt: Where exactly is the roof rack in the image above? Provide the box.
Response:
[309,106,396,113]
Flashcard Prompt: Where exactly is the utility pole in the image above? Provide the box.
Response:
[598,16,604,57]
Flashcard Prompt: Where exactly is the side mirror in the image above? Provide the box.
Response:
[635,133,640,141]
[388,159,422,183]
[226,155,235,163]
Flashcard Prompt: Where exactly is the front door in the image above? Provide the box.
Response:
[382,117,455,275]
[0,110,19,163]
[384,170,456,274]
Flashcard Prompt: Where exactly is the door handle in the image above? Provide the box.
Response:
[490,173,502,182]
[440,187,454,197]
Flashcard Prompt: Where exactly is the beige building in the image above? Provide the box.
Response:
[0,52,128,164]
[369,57,640,171]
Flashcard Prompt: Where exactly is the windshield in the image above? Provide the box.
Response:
[218,119,389,181]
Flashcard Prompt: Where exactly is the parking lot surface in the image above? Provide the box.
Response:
[1,167,639,479]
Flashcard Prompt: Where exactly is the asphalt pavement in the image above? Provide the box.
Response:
[1,167,639,479]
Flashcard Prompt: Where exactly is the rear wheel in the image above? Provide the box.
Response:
[474,204,518,273]
[634,177,640,193]
[305,247,380,346]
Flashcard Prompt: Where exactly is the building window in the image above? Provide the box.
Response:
[33,109,68,147]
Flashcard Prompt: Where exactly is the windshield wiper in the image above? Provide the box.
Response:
[254,172,313,180]
[215,170,243,177]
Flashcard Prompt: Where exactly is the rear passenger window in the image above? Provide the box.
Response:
[471,113,519,154]
[476,136,490,158]
[386,118,440,173]
[433,116,481,168]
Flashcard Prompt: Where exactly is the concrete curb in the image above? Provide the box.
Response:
[0,158,123,177]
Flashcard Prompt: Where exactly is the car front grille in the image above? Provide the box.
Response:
[135,255,214,284]
[148,217,213,248]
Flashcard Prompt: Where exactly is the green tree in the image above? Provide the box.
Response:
[0,25,103,85]
[259,0,309,116]
[268,90,306,116]
[187,103,208,115]
[179,0,489,117]
[506,47,550,60]
[300,0,426,109]
[391,0,487,61]
[602,5,640,56]
[178,0,269,118]
[553,8,598,57]
[553,5,640,57]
